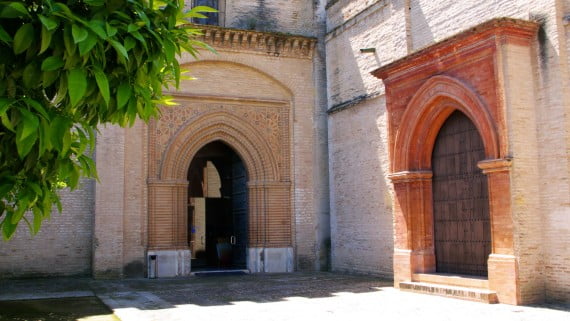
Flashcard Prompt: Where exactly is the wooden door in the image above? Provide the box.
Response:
[231,154,248,268]
[431,111,491,276]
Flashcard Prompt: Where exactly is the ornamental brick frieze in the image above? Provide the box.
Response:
[150,99,290,182]
[148,95,293,250]
[194,24,317,59]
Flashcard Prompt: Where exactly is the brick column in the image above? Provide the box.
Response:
[390,170,435,286]
[93,125,125,278]
[148,179,189,250]
[478,158,520,304]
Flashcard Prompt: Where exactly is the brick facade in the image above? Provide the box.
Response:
[1,0,568,305]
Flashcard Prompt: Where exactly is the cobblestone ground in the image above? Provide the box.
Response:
[1,272,568,321]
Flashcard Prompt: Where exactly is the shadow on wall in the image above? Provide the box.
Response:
[329,96,394,277]
[409,0,435,50]
[529,12,570,304]
[327,32,367,110]
[231,0,277,31]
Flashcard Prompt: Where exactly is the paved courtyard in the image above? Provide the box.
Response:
[0,272,568,321]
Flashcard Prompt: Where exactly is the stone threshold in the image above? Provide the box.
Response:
[400,280,498,304]
[412,273,489,289]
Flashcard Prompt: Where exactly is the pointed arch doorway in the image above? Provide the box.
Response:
[148,110,294,277]
[187,141,248,270]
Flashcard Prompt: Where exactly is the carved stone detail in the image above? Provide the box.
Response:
[194,24,317,59]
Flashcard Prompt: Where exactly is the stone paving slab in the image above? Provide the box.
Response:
[0,273,568,321]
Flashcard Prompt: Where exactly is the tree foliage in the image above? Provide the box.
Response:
[0,0,214,240]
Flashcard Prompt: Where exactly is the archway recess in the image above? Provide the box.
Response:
[148,110,293,275]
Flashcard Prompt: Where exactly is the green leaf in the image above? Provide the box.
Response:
[69,168,79,189]
[124,37,136,51]
[50,116,70,151]
[1,112,15,132]
[88,20,107,39]
[68,69,87,107]
[163,40,175,63]
[63,25,76,55]
[62,131,71,156]
[106,23,117,37]
[43,70,59,87]
[38,118,51,153]
[24,98,49,120]
[127,23,140,33]
[28,183,42,196]
[18,108,39,141]
[0,25,12,44]
[12,196,29,224]
[38,15,59,30]
[0,182,13,199]
[117,82,132,109]
[40,26,53,53]
[2,213,18,241]
[32,207,42,234]
[16,128,37,158]
[41,56,65,71]
[84,0,106,6]
[72,24,88,43]
[0,2,29,18]
[23,62,40,88]
[93,68,110,105]
[13,23,34,54]
[79,33,97,55]
[109,40,128,60]
[189,5,219,13]
[0,98,13,115]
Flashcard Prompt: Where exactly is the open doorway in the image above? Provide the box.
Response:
[187,141,248,270]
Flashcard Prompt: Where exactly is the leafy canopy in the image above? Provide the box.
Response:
[0,0,215,240]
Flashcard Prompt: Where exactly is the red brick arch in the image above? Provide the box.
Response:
[393,75,500,172]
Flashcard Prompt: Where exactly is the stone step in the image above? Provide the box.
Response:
[400,281,499,304]
[412,273,489,289]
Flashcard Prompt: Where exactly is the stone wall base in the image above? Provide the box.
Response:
[248,247,294,273]
[488,254,519,304]
[147,249,191,278]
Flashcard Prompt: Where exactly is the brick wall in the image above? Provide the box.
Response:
[329,97,393,277]
[0,180,94,278]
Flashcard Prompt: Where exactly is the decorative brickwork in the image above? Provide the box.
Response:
[148,78,293,253]
[373,18,538,305]
[196,25,317,59]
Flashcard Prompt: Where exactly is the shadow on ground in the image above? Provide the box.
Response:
[93,273,392,309]
[0,296,119,321]
[0,272,392,311]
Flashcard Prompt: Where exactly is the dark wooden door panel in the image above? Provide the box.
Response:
[432,111,491,276]
[231,154,248,268]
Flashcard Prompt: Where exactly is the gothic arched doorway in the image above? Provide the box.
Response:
[187,141,248,270]
[431,111,491,276]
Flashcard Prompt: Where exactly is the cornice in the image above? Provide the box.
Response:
[191,24,317,59]
[372,18,539,81]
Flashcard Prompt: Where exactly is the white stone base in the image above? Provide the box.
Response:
[147,249,191,278]
[247,247,294,273]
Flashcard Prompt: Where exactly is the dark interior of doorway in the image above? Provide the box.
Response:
[187,141,248,271]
